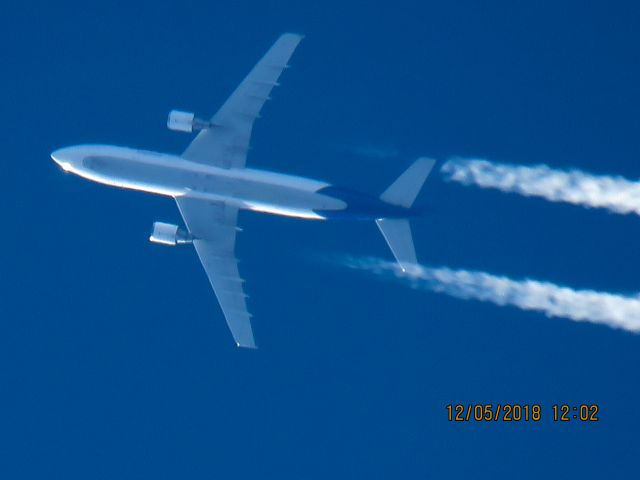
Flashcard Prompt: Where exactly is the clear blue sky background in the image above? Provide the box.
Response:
[2,1,640,478]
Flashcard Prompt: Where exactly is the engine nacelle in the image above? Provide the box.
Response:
[167,110,211,133]
[149,222,193,246]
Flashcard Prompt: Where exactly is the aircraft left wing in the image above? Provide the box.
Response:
[175,197,255,348]
[182,33,303,169]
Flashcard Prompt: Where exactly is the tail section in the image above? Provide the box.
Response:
[375,218,416,271]
[379,157,436,208]
[376,158,435,271]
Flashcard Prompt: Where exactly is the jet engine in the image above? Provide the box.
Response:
[167,110,212,133]
[149,222,193,245]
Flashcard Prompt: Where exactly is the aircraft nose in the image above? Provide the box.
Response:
[51,147,76,172]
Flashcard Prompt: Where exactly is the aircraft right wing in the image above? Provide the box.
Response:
[182,33,304,169]
[175,197,255,348]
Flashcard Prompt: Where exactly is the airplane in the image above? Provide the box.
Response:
[51,33,435,349]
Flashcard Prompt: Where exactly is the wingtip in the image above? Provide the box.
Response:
[398,262,421,276]
[415,157,437,167]
[282,32,305,41]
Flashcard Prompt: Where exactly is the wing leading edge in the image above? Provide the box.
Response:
[176,197,255,348]
[174,33,304,348]
[182,33,304,169]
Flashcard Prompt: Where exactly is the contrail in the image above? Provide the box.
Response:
[349,144,399,159]
[441,158,640,216]
[324,141,399,159]
[343,257,640,333]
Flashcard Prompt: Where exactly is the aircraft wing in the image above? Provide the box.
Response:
[175,197,255,348]
[182,33,303,169]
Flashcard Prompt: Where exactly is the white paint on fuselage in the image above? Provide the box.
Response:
[51,145,345,220]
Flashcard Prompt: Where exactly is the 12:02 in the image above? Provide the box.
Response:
[552,404,599,421]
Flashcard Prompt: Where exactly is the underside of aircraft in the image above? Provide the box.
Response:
[52,33,435,348]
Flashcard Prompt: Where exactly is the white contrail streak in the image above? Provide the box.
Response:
[441,158,640,216]
[344,257,640,333]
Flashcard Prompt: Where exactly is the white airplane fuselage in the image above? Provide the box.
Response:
[52,144,412,221]
[50,32,433,349]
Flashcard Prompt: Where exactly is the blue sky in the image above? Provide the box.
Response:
[2,1,640,478]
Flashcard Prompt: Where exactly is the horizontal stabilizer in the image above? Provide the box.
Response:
[375,218,417,272]
[380,158,435,208]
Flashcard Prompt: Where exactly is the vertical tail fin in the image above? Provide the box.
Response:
[380,157,436,208]
[376,158,435,271]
